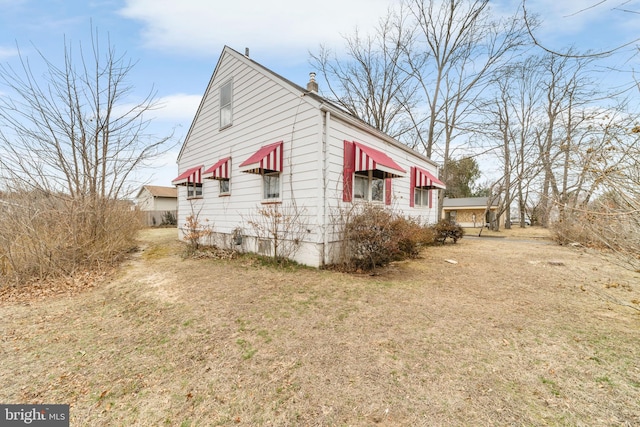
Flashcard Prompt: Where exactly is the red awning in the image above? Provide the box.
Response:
[203,157,231,180]
[171,165,203,186]
[414,166,445,189]
[239,141,283,174]
[353,141,405,177]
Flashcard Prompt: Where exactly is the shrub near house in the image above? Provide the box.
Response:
[336,204,456,272]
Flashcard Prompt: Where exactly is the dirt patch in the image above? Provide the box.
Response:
[1,228,639,426]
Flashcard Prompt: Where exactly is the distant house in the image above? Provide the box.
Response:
[136,185,178,226]
[442,197,498,228]
[172,46,445,267]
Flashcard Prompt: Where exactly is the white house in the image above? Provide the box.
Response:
[173,46,445,267]
[136,185,178,226]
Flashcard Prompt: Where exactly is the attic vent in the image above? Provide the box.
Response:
[307,72,318,93]
[245,47,249,57]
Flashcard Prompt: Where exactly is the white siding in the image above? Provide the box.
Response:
[154,197,177,211]
[176,49,324,266]
[137,190,154,211]
[325,114,441,221]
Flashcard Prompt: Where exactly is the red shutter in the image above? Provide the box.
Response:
[343,141,355,202]
[409,167,415,207]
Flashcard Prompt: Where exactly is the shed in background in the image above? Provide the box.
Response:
[442,197,498,228]
[136,185,178,226]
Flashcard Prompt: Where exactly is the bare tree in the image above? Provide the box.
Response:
[403,0,530,153]
[0,30,171,200]
[0,29,171,282]
[534,53,600,224]
[310,7,419,141]
[481,56,545,228]
[522,0,640,58]
[402,0,531,218]
[311,0,531,221]
[552,112,640,271]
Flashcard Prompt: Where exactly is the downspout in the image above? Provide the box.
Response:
[322,110,330,266]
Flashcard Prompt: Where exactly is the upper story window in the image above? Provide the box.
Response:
[220,80,233,129]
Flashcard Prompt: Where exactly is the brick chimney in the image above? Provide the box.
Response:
[307,72,318,93]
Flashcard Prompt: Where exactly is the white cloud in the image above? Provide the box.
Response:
[0,46,18,60]
[111,93,201,127]
[0,0,25,6]
[119,0,400,59]
[134,148,180,187]
[152,93,202,123]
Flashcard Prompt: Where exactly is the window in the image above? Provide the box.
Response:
[354,171,384,202]
[220,80,232,129]
[414,188,429,206]
[203,157,231,196]
[371,177,384,202]
[239,142,283,202]
[342,140,404,204]
[187,183,203,199]
[219,178,230,195]
[263,173,280,200]
[409,166,445,208]
[354,175,368,199]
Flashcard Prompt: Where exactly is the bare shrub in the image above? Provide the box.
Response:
[343,205,397,271]
[244,203,308,264]
[181,213,213,255]
[333,204,436,272]
[432,220,465,244]
[0,191,142,285]
[552,193,640,271]
[392,216,436,259]
[161,211,177,226]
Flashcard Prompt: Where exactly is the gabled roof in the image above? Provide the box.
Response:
[442,197,497,209]
[137,185,177,199]
[177,46,438,168]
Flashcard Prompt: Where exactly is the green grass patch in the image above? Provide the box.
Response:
[142,244,171,260]
[236,338,257,360]
[595,376,614,387]
[540,376,561,397]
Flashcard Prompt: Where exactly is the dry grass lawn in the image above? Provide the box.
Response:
[1,227,639,426]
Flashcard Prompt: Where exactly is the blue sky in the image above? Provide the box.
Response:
[1,0,638,188]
